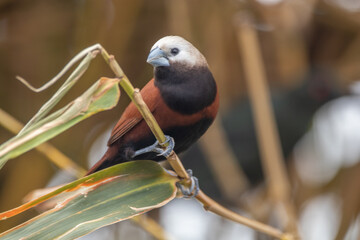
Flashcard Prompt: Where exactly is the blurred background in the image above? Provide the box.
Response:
[1,0,360,239]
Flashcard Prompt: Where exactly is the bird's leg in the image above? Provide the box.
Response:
[132,135,175,158]
[176,169,200,198]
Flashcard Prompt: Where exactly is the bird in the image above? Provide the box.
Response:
[87,36,219,175]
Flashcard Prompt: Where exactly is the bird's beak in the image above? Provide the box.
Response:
[147,47,170,67]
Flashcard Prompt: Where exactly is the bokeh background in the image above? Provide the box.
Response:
[1,0,360,239]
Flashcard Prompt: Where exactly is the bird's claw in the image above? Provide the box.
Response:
[132,135,175,158]
[176,169,200,198]
[156,135,175,157]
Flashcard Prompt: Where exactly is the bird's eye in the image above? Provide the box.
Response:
[171,48,179,55]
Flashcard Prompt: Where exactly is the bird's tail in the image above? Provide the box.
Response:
[86,150,114,176]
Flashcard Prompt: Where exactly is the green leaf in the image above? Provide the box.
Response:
[0,77,120,169]
[0,160,178,240]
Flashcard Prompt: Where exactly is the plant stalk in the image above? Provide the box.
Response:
[102,51,292,239]
[235,13,299,237]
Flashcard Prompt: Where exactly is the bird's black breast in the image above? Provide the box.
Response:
[154,64,217,115]
[133,117,214,161]
[165,117,214,153]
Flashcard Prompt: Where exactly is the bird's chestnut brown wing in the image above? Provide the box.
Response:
[107,79,160,146]
[107,117,140,145]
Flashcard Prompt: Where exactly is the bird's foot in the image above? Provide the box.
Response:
[132,135,175,158]
[176,169,200,198]
[156,135,175,157]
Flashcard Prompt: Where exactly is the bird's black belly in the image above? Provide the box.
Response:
[132,117,214,161]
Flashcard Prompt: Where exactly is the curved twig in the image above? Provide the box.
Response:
[17,44,103,92]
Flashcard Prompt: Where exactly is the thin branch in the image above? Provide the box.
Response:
[197,191,293,240]
[100,51,293,239]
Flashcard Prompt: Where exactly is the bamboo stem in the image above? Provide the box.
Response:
[235,14,299,236]
[101,50,292,239]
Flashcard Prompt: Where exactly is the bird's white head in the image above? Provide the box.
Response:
[147,36,207,68]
